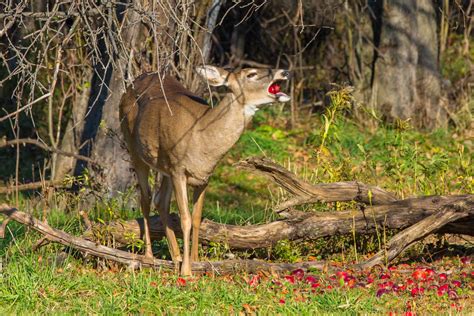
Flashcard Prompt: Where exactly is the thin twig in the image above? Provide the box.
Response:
[0,1,27,37]
[32,236,50,251]
[0,93,51,123]
[0,9,102,19]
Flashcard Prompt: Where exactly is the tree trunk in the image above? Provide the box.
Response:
[53,68,92,181]
[349,0,447,129]
[372,0,418,122]
[73,2,148,194]
[415,0,446,129]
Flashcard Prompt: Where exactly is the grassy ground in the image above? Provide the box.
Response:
[0,99,473,314]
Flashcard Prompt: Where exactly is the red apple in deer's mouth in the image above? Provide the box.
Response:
[268,83,281,94]
[268,83,290,102]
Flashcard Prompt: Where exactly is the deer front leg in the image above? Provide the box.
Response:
[191,184,207,262]
[171,173,192,276]
[153,175,182,267]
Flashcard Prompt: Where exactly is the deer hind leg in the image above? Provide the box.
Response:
[134,161,154,259]
[191,184,207,262]
[171,173,192,276]
[153,175,182,266]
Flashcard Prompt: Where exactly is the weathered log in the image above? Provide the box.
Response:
[1,198,472,274]
[0,204,326,274]
[86,195,474,249]
[237,157,398,211]
[359,197,474,268]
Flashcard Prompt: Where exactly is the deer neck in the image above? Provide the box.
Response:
[197,92,250,156]
[207,91,258,122]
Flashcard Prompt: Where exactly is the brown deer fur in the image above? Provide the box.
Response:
[119,65,290,275]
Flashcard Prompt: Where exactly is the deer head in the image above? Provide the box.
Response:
[196,65,291,110]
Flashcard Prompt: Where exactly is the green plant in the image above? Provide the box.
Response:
[123,231,145,253]
[272,240,302,263]
[317,85,354,153]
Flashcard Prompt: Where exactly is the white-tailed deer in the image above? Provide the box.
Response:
[119,65,291,275]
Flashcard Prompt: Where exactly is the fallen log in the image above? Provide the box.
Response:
[0,204,326,274]
[236,158,398,211]
[1,198,472,274]
[85,195,474,249]
[359,196,474,268]
[82,158,472,251]
[86,157,465,248]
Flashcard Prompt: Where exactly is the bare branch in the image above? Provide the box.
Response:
[236,157,398,210]
[0,1,27,37]
[0,138,101,166]
[0,180,65,194]
[0,9,102,19]
[0,93,51,123]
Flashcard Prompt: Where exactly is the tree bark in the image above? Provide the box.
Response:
[73,1,148,194]
[372,0,418,122]
[53,68,93,181]
[349,0,447,129]
[414,0,446,129]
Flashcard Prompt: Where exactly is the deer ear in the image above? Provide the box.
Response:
[196,65,228,86]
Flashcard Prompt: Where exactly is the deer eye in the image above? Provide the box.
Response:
[246,72,257,79]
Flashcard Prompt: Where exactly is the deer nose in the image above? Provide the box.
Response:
[281,70,290,78]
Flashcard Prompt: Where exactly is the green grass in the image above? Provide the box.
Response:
[0,99,473,314]
[1,218,383,314]
[0,249,376,315]
[0,228,471,314]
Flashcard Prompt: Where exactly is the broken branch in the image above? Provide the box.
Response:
[359,197,474,269]
[0,180,65,194]
[236,157,398,211]
[0,138,101,167]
